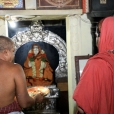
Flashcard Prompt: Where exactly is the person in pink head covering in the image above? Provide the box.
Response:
[73,17,114,114]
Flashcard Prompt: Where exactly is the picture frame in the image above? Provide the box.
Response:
[0,0,25,10]
[36,0,82,9]
[75,55,93,84]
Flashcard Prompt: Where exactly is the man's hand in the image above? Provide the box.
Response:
[34,93,44,103]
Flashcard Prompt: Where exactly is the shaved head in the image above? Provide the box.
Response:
[0,36,14,52]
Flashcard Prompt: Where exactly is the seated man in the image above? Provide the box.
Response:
[23,44,53,86]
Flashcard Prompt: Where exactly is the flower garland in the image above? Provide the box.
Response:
[28,52,36,79]
[28,50,48,81]
[40,50,48,62]
[39,50,48,81]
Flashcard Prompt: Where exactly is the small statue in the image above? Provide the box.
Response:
[23,44,53,86]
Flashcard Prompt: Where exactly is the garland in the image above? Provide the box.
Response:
[28,50,48,81]
[28,53,36,79]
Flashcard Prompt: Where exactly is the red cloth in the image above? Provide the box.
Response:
[73,17,114,114]
[0,101,21,114]
[73,52,114,114]
[77,111,82,114]
[99,17,114,52]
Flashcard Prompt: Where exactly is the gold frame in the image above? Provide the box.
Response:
[0,0,25,10]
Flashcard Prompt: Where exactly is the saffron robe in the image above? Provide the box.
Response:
[24,49,53,86]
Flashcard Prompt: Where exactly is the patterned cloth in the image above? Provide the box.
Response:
[8,111,24,114]
[0,101,21,114]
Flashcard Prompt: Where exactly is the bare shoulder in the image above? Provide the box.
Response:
[0,61,24,77]
[12,63,22,68]
[9,63,25,78]
[11,63,23,72]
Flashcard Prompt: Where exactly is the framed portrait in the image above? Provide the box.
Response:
[0,0,25,10]
[75,55,93,84]
[36,0,82,9]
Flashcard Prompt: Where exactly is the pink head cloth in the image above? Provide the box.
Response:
[99,17,114,52]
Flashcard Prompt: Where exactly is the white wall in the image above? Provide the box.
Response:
[66,14,92,114]
[0,19,6,36]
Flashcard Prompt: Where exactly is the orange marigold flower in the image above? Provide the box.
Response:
[33,78,36,82]
[28,53,33,57]
[39,77,43,81]
[41,53,46,57]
